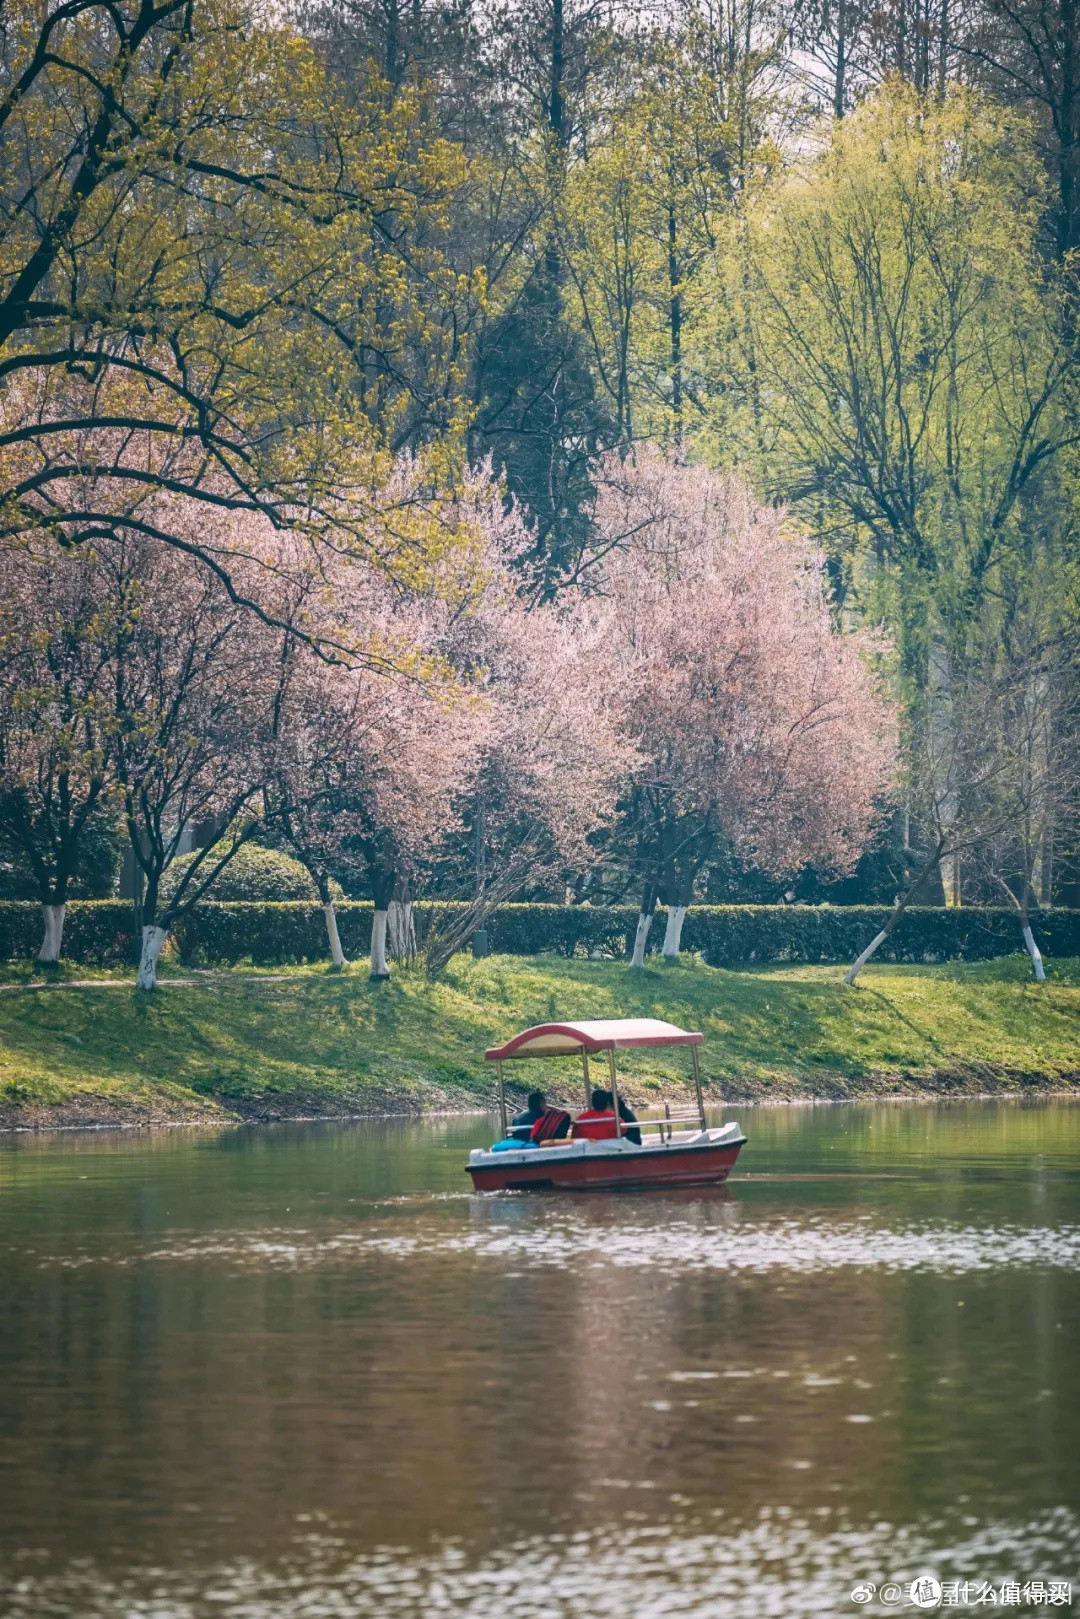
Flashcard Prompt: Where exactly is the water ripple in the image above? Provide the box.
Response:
[2,1509,1077,1618]
[24,1215,1080,1276]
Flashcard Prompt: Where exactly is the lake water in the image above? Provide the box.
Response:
[0,1103,1078,1617]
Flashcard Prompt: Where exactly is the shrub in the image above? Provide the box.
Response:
[159,844,338,905]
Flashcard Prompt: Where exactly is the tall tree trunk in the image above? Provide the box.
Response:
[1021,915,1047,983]
[370,868,395,980]
[388,877,416,962]
[630,884,657,969]
[1059,0,1080,346]
[1039,831,1054,905]
[845,839,946,984]
[370,911,390,979]
[549,0,564,145]
[36,902,66,963]
[136,925,168,991]
[1001,877,1047,984]
[937,0,950,97]
[668,197,683,455]
[312,870,347,968]
[661,904,688,960]
[940,850,961,907]
[385,0,400,87]
[323,903,348,969]
[834,0,847,117]
[543,0,566,285]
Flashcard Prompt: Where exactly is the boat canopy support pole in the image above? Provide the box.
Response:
[582,1049,591,1109]
[496,1060,507,1138]
[607,1048,622,1138]
[691,1044,706,1130]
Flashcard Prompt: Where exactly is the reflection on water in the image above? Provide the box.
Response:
[1,1102,1078,1617]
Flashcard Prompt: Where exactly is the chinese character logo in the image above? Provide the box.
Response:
[910,1575,944,1609]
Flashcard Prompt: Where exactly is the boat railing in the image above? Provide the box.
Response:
[626,1104,709,1142]
[535,1101,708,1145]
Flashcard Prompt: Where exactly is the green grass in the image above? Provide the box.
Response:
[1,952,1079,1123]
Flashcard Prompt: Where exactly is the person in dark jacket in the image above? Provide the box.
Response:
[510,1090,546,1141]
[616,1095,642,1146]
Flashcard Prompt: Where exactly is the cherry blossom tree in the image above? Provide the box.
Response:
[0,506,277,977]
[265,639,486,977]
[259,457,628,979]
[591,449,899,965]
[421,496,632,975]
[255,459,501,978]
[258,458,630,979]
[102,524,278,989]
[0,377,493,673]
[263,658,367,971]
[426,599,631,969]
[0,540,122,961]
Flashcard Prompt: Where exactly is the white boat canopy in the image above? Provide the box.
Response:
[486,1018,704,1062]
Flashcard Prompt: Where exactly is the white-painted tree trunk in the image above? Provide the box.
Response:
[370,909,390,979]
[845,841,946,988]
[661,905,687,960]
[387,899,415,961]
[323,903,347,968]
[36,902,66,963]
[1021,923,1046,984]
[136,925,168,990]
[844,928,889,986]
[630,911,653,969]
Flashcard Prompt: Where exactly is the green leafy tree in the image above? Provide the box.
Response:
[730,83,1080,899]
[734,84,1077,673]
[0,0,478,610]
[558,2,789,459]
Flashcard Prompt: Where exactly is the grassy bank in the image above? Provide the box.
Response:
[1,953,1079,1129]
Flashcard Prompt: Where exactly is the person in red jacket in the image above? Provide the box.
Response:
[572,1088,642,1144]
[570,1089,612,1139]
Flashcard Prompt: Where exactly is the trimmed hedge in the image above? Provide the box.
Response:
[686,904,1080,966]
[2,898,1079,968]
[175,901,373,965]
[0,901,135,965]
[488,902,1080,965]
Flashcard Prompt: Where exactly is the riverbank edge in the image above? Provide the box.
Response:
[3,1065,1078,1132]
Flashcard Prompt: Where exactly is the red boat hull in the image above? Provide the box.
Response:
[467,1136,745,1193]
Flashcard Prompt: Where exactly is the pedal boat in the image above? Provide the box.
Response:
[466,1018,746,1193]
